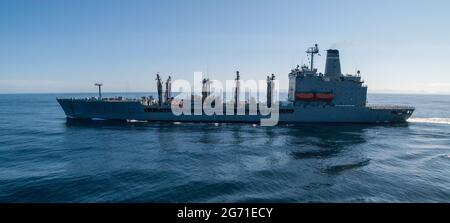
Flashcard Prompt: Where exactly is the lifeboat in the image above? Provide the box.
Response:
[315,93,335,101]
[295,93,315,100]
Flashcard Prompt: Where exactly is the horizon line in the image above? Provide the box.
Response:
[1,91,450,96]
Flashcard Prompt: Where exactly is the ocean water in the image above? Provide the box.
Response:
[0,93,449,202]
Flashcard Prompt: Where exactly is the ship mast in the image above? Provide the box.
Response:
[306,44,320,71]
[94,83,103,99]
[156,73,163,106]
[202,77,211,103]
[165,76,172,103]
[234,71,240,108]
[266,74,275,107]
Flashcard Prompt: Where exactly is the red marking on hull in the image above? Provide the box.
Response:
[315,93,335,101]
[296,93,315,100]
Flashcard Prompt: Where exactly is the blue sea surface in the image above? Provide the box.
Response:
[0,93,449,202]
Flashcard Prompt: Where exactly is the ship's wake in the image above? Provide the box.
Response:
[126,119,148,123]
[408,118,450,125]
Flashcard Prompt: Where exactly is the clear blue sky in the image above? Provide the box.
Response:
[1,0,449,93]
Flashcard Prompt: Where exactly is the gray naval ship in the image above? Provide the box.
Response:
[57,44,414,124]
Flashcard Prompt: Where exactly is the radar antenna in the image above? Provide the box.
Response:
[306,44,320,71]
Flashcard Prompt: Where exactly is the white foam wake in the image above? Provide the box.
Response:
[126,119,148,123]
[408,118,450,125]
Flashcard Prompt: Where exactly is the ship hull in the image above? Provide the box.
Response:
[57,99,414,124]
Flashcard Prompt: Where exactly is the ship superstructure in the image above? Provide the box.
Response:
[57,45,414,124]
[288,45,367,107]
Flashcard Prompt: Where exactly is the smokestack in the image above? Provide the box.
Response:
[325,49,342,77]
